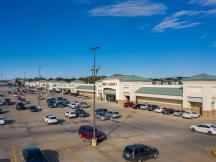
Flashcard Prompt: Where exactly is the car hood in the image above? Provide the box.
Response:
[95,131,106,138]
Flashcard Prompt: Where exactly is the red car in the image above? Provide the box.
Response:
[16,96,22,100]
[124,102,135,108]
[78,125,106,142]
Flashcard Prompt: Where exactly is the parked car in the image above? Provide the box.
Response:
[134,104,148,110]
[96,108,108,115]
[71,93,79,97]
[68,102,79,109]
[123,144,159,162]
[79,102,89,108]
[96,112,110,121]
[22,146,48,162]
[78,125,106,142]
[154,107,165,113]
[56,101,67,108]
[0,116,6,125]
[65,111,77,118]
[47,98,55,103]
[37,96,45,100]
[190,123,216,135]
[161,108,175,115]
[16,96,22,100]
[48,102,57,108]
[77,95,84,99]
[44,115,58,124]
[147,105,158,111]
[0,108,6,114]
[124,102,135,108]
[30,106,39,112]
[182,112,200,119]
[173,110,185,116]
[0,100,3,106]
[0,92,4,97]
[3,98,12,106]
[16,102,26,110]
[63,91,70,95]
[75,109,89,117]
[107,111,121,119]
[83,96,91,99]
[56,97,64,102]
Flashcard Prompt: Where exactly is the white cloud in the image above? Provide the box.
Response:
[153,8,216,32]
[89,0,166,17]
[173,10,201,17]
[189,0,216,6]
[153,18,201,32]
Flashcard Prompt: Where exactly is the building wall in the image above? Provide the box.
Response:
[183,81,216,116]
[136,96,182,108]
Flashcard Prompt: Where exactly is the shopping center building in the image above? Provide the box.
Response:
[25,73,216,116]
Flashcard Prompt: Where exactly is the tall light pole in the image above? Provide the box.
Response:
[38,66,42,109]
[90,46,100,147]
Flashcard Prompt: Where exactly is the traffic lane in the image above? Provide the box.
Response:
[150,133,216,162]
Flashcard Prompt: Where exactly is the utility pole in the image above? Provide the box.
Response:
[90,46,100,147]
[38,67,41,109]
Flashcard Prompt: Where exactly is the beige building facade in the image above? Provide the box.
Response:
[25,74,216,116]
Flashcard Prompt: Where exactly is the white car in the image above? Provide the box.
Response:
[139,104,148,110]
[44,115,58,124]
[68,102,79,109]
[107,111,121,119]
[182,112,200,119]
[79,102,88,108]
[190,124,216,135]
[0,116,6,125]
[65,111,77,118]
[154,107,165,113]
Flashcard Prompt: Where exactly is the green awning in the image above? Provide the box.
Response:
[76,85,95,91]
[104,89,116,95]
[136,87,183,96]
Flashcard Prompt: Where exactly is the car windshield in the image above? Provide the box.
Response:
[50,117,56,119]
[210,125,216,128]
[26,150,43,159]
[113,112,119,114]
[125,147,133,154]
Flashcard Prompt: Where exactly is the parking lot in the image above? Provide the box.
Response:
[0,86,216,162]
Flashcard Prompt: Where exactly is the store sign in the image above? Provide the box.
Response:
[187,97,203,103]
[102,82,117,87]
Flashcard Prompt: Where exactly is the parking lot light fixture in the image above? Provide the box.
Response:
[90,46,100,147]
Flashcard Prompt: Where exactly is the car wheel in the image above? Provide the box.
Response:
[208,131,213,135]
[137,157,144,162]
[153,152,159,159]
[190,128,195,132]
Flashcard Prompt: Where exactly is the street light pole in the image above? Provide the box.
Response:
[38,66,41,109]
[90,46,100,147]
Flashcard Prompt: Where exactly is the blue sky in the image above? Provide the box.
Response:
[0,0,216,79]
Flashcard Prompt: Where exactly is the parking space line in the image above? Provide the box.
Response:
[10,147,19,162]
[61,142,83,162]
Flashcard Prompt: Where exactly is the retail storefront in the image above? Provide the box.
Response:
[135,86,183,108]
